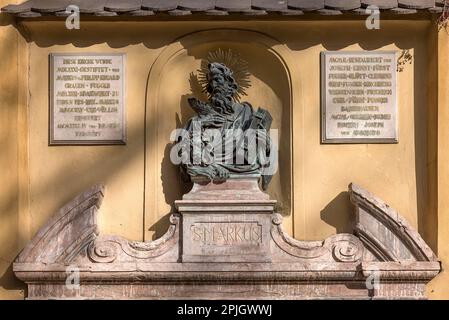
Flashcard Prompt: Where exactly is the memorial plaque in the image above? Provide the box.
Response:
[50,53,126,145]
[321,51,397,144]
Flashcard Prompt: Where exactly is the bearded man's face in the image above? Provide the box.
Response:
[207,63,229,94]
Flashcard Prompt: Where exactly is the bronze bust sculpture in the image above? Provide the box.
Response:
[173,62,274,189]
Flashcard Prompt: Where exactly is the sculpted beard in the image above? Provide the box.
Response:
[207,64,238,115]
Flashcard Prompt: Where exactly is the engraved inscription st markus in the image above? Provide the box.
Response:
[191,222,262,246]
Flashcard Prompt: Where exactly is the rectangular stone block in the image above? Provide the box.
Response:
[182,213,272,263]
[321,51,397,144]
[49,53,126,145]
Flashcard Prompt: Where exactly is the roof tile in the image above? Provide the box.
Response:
[2,0,34,13]
[18,10,41,17]
[288,0,325,11]
[429,7,443,13]
[361,0,398,9]
[252,0,288,11]
[0,0,439,17]
[204,9,229,15]
[215,0,251,11]
[390,7,418,13]
[76,0,108,14]
[128,9,155,15]
[242,9,268,15]
[398,0,434,9]
[95,10,118,16]
[178,0,215,11]
[352,8,370,14]
[278,8,304,15]
[317,8,343,14]
[30,0,71,13]
[141,0,178,11]
[167,9,192,15]
[104,0,142,12]
[325,0,361,11]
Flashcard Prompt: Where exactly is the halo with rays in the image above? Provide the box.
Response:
[198,49,251,101]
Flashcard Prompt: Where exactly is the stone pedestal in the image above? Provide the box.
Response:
[177,176,274,263]
[12,181,441,299]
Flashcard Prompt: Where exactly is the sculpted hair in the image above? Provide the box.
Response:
[207,62,238,115]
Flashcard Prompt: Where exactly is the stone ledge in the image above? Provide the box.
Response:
[12,181,441,299]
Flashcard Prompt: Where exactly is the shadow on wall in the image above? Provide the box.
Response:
[151,141,192,240]
[320,191,354,235]
[11,20,418,52]
[149,91,195,240]
[0,12,14,27]
[0,262,26,297]
[0,11,24,299]
[413,43,436,252]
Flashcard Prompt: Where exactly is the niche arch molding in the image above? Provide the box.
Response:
[144,29,303,239]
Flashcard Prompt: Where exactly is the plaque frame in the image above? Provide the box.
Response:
[320,51,398,144]
[49,52,127,146]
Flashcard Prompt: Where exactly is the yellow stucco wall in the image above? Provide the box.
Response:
[1,16,447,299]
[0,0,27,300]
[427,26,449,300]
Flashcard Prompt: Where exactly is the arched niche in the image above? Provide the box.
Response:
[145,29,299,239]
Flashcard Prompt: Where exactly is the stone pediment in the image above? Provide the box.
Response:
[350,183,437,262]
[13,180,440,299]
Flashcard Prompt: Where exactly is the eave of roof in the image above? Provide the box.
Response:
[1,0,445,19]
